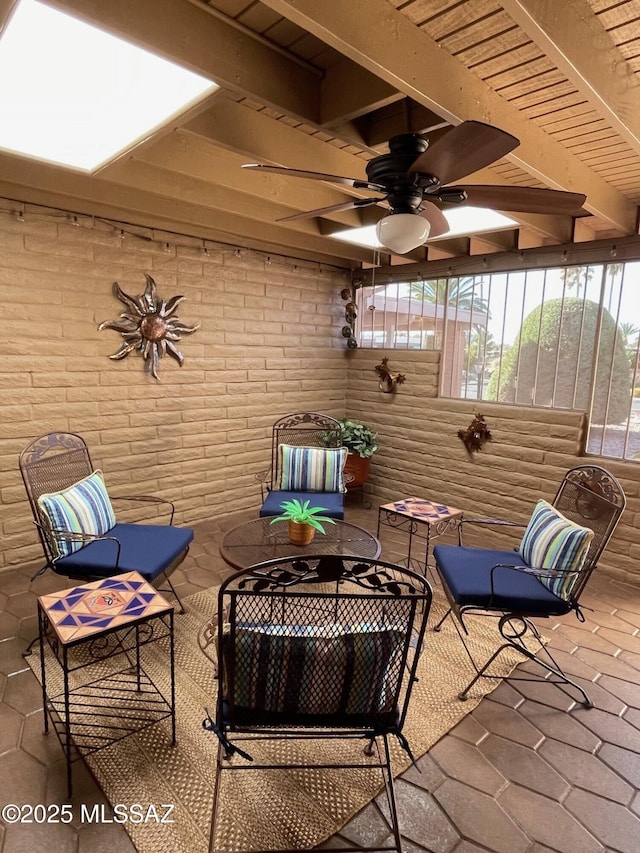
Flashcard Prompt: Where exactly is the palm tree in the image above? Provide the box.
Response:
[618,322,640,376]
[563,265,595,296]
[410,276,490,315]
[618,322,639,348]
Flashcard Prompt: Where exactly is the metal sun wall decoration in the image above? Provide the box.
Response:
[98,274,199,380]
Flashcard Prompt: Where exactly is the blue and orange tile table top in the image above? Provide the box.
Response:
[37,571,176,796]
[377,497,463,575]
[38,571,173,646]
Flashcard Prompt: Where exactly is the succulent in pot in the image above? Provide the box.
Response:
[270,498,336,545]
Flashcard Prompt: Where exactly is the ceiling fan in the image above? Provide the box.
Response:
[243,121,587,254]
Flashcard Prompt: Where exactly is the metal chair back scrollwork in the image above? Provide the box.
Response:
[204,554,432,853]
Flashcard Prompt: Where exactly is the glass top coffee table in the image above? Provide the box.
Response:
[220,517,381,570]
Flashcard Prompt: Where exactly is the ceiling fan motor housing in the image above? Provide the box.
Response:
[366,133,440,214]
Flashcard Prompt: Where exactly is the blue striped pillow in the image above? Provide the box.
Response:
[278,445,347,494]
[37,470,116,559]
[519,499,594,600]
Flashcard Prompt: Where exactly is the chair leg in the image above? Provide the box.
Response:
[458,641,521,700]
[209,738,225,853]
[456,614,593,708]
[380,733,403,853]
[161,575,186,614]
[433,606,453,632]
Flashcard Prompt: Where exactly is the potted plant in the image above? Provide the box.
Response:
[323,418,379,490]
[270,498,336,545]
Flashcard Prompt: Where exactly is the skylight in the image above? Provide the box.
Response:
[0,0,218,172]
[331,206,518,251]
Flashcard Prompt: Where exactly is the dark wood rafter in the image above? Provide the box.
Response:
[1,0,639,267]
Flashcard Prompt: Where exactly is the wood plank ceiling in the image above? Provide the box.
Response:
[1,0,639,268]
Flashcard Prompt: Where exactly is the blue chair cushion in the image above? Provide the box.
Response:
[259,490,344,519]
[433,544,571,616]
[53,523,194,582]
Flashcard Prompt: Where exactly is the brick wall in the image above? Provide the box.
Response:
[347,348,640,584]
[1,209,638,583]
[0,212,350,569]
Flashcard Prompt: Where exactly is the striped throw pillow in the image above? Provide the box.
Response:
[225,624,403,716]
[278,444,347,493]
[518,499,594,601]
[37,470,116,559]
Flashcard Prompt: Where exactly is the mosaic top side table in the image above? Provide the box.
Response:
[377,497,463,576]
[37,571,176,796]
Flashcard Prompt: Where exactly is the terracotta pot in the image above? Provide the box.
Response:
[288,520,316,545]
[343,453,371,490]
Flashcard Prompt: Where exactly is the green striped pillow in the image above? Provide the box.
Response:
[37,469,116,559]
[278,444,347,493]
[519,499,594,600]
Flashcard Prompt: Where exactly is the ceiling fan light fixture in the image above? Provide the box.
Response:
[375,213,430,254]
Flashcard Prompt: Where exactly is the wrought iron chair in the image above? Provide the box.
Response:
[433,465,626,707]
[19,432,193,613]
[203,554,432,853]
[257,411,347,519]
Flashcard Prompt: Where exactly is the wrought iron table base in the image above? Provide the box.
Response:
[377,497,463,578]
[37,573,176,796]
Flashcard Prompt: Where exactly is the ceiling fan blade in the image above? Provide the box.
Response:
[408,121,520,185]
[242,163,384,192]
[276,197,385,223]
[443,184,587,215]
[420,202,450,238]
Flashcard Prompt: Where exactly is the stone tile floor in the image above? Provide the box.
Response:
[0,504,639,852]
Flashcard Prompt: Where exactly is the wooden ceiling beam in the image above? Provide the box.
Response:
[360,234,640,284]
[0,153,371,265]
[104,158,333,235]
[320,60,403,125]
[101,160,377,261]
[261,0,637,234]
[353,103,451,148]
[470,231,519,254]
[183,100,372,181]
[49,0,323,122]
[501,0,640,157]
[131,129,368,229]
[426,237,471,259]
[0,0,17,29]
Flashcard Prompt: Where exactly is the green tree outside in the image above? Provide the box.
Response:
[485,298,630,424]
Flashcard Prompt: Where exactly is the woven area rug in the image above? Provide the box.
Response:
[32,585,534,853]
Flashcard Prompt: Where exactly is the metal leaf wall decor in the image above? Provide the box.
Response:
[458,413,492,456]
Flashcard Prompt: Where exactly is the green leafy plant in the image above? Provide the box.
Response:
[269,499,336,533]
[485,298,630,423]
[322,418,379,458]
